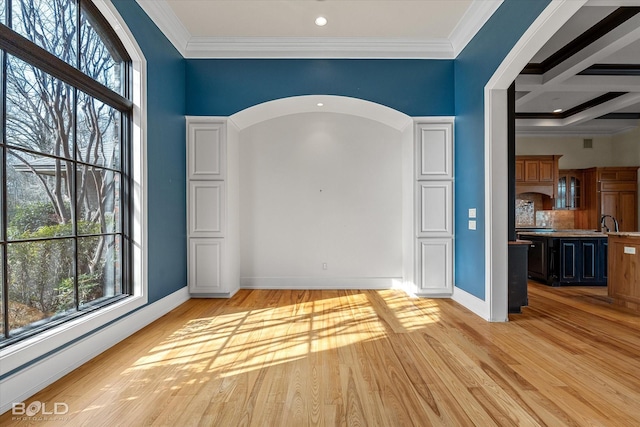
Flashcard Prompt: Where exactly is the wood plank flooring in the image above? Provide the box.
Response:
[2,282,640,426]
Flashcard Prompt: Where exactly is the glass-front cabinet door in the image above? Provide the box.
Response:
[557,170,582,209]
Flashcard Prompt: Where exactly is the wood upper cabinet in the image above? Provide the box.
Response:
[515,160,524,182]
[515,155,561,198]
[577,167,638,232]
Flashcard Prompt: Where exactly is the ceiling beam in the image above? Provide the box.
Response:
[517,92,640,127]
[542,12,640,85]
[517,12,640,107]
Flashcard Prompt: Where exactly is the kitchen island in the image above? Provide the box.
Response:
[517,230,608,286]
[607,232,640,311]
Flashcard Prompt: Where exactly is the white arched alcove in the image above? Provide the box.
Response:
[186,95,454,298]
[230,95,414,291]
[483,0,587,321]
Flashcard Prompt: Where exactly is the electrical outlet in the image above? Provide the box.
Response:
[323,263,328,270]
[469,220,477,230]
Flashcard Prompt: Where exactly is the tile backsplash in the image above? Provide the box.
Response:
[515,199,535,227]
[516,193,546,227]
[516,192,576,229]
[536,210,575,229]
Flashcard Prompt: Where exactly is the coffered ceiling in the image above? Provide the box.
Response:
[135,0,640,136]
[515,2,640,136]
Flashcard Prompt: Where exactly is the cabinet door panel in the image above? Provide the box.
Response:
[580,241,598,281]
[416,123,452,180]
[515,160,524,182]
[189,181,225,237]
[416,182,452,237]
[619,192,637,231]
[188,123,225,180]
[560,241,578,281]
[189,238,223,293]
[600,192,618,222]
[416,239,452,295]
[539,161,554,182]
[524,161,539,182]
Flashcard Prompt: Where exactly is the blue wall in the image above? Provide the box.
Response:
[186,59,454,117]
[453,0,550,299]
[112,0,187,303]
[112,0,553,303]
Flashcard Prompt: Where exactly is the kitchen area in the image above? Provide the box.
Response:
[507,4,640,317]
[510,153,640,314]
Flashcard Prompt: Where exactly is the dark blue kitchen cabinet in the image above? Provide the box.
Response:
[519,232,608,286]
[557,239,604,285]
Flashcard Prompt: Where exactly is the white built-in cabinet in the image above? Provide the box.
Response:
[413,120,454,296]
[186,118,239,297]
[186,115,452,298]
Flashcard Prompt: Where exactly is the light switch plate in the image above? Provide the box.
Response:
[468,208,477,219]
[469,220,477,230]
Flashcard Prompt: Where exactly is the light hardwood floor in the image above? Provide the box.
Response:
[2,283,640,426]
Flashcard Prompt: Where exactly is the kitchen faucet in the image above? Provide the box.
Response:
[600,214,619,232]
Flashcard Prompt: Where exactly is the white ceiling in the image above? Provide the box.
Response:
[135,0,501,58]
[135,0,640,136]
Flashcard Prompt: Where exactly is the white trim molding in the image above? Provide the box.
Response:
[452,285,489,320]
[0,287,190,414]
[136,0,190,53]
[450,0,503,57]
[240,277,400,290]
[484,0,587,322]
[186,37,455,59]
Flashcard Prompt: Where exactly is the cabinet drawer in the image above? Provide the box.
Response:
[599,170,637,181]
[600,181,637,192]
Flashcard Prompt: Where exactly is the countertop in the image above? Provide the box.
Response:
[509,239,533,245]
[606,232,640,238]
[517,230,606,238]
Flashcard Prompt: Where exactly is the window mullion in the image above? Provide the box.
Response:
[1,46,8,339]
[73,1,81,312]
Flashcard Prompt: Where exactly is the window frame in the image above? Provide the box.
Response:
[0,0,146,376]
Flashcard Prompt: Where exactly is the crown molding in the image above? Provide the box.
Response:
[135,0,500,59]
[449,0,503,56]
[136,0,190,55]
[185,37,454,59]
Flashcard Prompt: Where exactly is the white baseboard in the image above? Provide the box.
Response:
[0,286,190,415]
[452,285,489,320]
[240,277,399,290]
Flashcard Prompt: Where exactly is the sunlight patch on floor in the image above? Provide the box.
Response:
[128,290,441,380]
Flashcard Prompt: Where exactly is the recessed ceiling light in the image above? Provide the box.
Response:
[553,108,563,113]
[315,16,327,26]
[317,102,324,107]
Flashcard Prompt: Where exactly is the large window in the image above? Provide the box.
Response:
[0,0,132,346]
